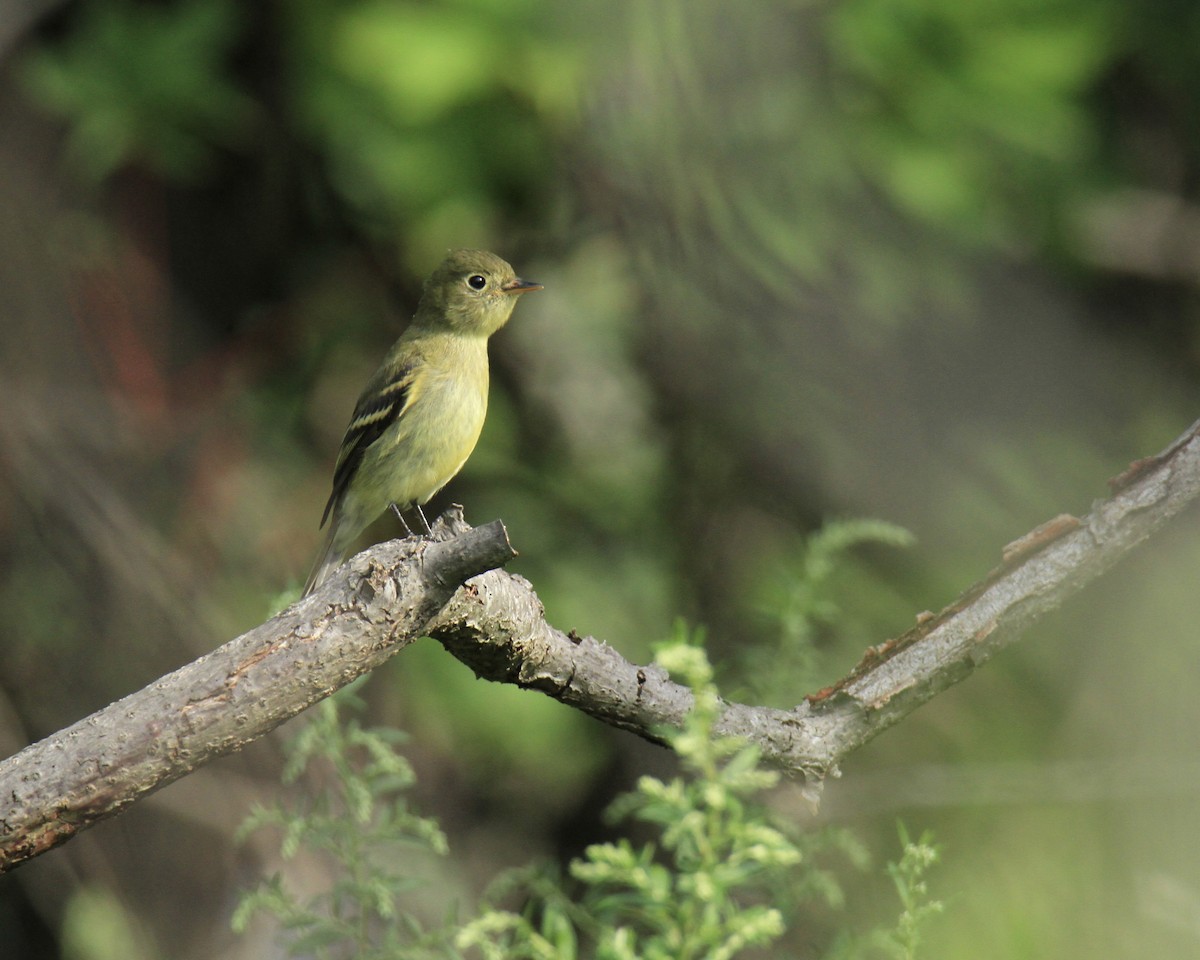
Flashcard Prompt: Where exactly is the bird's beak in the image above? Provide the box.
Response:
[501,278,543,295]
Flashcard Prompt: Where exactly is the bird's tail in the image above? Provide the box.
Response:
[302,515,346,597]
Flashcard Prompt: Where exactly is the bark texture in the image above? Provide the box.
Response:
[2,419,1199,873]
[0,518,516,872]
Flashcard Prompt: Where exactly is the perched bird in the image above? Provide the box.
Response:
[302,248,541,596]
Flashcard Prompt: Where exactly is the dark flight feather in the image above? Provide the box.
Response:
[320,365,416,526]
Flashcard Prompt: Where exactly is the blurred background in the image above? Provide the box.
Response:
[3,0,1200,956]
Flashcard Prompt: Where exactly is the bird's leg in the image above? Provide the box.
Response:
[413,504,433,536]
[389,503,414,538]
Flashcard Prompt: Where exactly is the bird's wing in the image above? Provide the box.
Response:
[320,362,418,527]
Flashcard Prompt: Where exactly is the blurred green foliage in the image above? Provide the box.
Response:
[21,0,574,264]
[460,637,854,959]
[828,0,1116,246]
[20,0,254,180]
[283,0,577,261]
[241,640,933,960]
[234,683,454,958]
[60,886,148,960]
[738,518,916,705]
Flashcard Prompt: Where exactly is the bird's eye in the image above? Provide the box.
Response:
[467,274,487,291]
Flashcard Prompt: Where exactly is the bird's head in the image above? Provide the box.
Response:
[417,248,542,337]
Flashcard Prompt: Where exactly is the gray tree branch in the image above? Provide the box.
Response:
[427,418,1200,787]
[2,418,1199,873]
[0,521,517,873]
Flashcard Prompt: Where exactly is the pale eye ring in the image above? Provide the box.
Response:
[467,274,487,290]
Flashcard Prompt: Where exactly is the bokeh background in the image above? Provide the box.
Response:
[3,0,1200,956]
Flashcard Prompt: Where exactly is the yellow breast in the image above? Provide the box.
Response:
[350,334,490,522]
